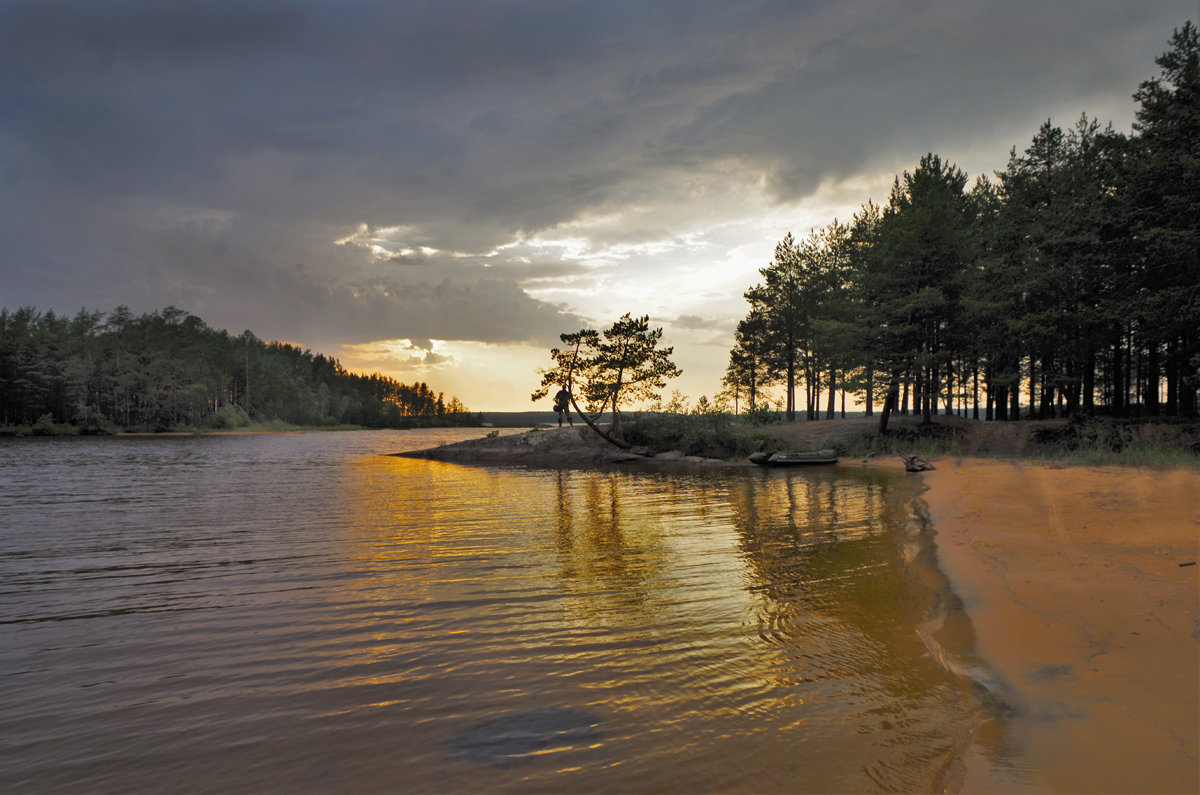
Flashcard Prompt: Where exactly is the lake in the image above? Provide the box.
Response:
[0,429,1001,793]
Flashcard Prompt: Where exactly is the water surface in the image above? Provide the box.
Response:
[1,429,989,792]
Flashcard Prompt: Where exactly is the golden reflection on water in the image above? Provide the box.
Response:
[0,431,1006,794]
[330,456,984,793]
[0,429,1003,795]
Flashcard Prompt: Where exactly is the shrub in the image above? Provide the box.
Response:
[1028,417,1200,467]
[209,404,250,429]
[73,403,108,434]
[621,412,778,459]
[31,413,60,436]
[783,422,967,460]
[741,404,782,425]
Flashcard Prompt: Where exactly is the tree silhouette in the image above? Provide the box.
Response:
[534,313,681,446]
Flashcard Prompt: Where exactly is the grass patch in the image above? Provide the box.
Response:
[1025,418,1200,468]
[621,411,780,460]
[1027,442,1200,469]
[773,423,968,460]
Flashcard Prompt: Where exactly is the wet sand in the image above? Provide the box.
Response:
[921,459,1199,793]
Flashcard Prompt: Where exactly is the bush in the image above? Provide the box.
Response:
[1028,417,1200,467]
[30,413,60,436]
[73,403,109,434]
[621,412,778,459]
[741,404,782,425]
[209,404,250,429]
[771,421,967,460]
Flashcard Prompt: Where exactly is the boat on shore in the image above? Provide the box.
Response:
[749,449,839,466]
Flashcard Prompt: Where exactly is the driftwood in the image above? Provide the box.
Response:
[899,453,936,472]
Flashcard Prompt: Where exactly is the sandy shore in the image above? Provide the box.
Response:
[921,459,1199,793]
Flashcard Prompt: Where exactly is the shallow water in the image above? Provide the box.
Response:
[1,429,991,792]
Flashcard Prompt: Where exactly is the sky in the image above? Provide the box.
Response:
[1,1,1194,411]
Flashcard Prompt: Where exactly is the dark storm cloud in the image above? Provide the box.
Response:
[0,0,1193,353]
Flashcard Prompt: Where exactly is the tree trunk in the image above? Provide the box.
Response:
[1165,337,1179,416]
[806,357,818,421]
[985,365,995,421]
[1082,351,1095,416]
[1124,329,1134,417]
[1027,355,1037,421]
[944,360,955,416]
[1009,368,1020,420]
[913,367,923,420]
[825,365,835,419]
[1064,355,1079,418]
[972,367,980,420]
[1108,336,1118,417]
[1039,357,1054,420]
[568,389,632,450]
[1146,342,1160,416]
[1188,332,1200,419]
[786,344,796,422]
[878,375,899,435]
[864,365,874,416]
[922,363,933,425]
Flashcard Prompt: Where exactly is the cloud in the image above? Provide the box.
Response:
[269,266,587,347]
[1,0,1194,408]
[338,338,456,374]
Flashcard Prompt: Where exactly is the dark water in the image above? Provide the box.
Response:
[0,429,993,793]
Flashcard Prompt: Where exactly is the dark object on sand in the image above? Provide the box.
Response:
[900,453,936,472]
[749,449,839,466]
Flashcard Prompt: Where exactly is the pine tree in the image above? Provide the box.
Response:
[1128,22,1200,416]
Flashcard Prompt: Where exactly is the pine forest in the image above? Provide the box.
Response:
[724,23,1198,425]
[0,305,476,432]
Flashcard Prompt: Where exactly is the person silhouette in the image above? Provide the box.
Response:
[553,387,573,426]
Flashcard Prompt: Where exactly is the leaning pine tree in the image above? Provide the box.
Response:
[533,313,681,448]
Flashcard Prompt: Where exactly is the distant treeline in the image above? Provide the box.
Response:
[0,305,478,431]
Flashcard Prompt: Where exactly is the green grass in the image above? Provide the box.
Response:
[1024,439,1200,469]
[772,424,968,461]
[621,411,779,460]
[1021,417,1200,469]
[772,416,1200,470]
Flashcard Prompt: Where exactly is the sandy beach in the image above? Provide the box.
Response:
[921,459,1199,793]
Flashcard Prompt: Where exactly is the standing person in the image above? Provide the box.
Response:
[553,387,573,426]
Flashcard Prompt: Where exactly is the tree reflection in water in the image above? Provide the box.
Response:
[331,454,1006,793]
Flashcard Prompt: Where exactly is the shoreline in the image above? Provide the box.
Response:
[392,424,756,468]
[398,427,1199,790]
[920,458,1199,793]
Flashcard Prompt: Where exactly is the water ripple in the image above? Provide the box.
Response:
[0,430,986,793]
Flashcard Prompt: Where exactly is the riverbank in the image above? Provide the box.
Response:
[400,424,1199,791]
[922,459,1199,793]
[393,424,750,467]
